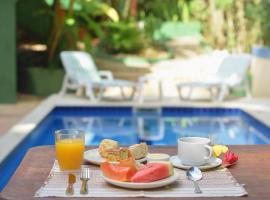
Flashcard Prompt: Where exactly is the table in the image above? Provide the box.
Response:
[1,145,270,200]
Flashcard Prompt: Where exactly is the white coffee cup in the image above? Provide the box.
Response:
[178,137,213,166]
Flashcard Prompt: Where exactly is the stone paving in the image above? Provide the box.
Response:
[0,94,43,135]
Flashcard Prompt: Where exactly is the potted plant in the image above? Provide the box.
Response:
[17,0,64,96]
[17,0,118,96]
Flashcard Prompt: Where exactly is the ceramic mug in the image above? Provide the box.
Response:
[178,137,213,166]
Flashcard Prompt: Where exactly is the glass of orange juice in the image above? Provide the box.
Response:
[55,129,85,171]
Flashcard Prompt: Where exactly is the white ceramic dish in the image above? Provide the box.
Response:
[170,155,222,170]
[147,153,170,162]
[102,169,180,189]
[84,148,147,165]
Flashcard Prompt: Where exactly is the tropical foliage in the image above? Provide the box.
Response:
[17,0,270,67]
[260,0,270,45]
[99,21,144,53]
[137,0,270,51]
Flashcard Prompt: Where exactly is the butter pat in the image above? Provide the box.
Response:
[147,153,170,162]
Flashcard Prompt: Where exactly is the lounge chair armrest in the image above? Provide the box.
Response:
[98,70,114,80]
[138,74,159,82]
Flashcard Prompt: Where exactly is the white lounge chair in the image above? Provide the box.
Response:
[60,51,138,101]
[176,54,252,101]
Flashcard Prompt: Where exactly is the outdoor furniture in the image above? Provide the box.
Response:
[2,145,270,200]
[136,75,164,103]
[60,51,139,101]
[177,54,252,101]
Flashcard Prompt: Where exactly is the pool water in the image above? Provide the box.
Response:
[1,106,270,191]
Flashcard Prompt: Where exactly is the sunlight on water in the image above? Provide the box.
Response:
[59,115,269,145]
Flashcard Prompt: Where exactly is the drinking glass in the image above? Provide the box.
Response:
[55,129,85,170]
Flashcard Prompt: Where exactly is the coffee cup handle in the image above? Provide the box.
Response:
[204,145,213,160]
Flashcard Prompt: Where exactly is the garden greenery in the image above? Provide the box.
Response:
[17,0,270,67]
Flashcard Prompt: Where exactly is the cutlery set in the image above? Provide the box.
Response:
[65,166,90,196]
[64,165,203,194]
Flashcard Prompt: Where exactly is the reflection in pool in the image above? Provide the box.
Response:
[60,115,269,146]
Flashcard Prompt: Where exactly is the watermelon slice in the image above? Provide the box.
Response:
[131,162,173,183]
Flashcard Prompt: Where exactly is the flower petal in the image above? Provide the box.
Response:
[223,151,238,165]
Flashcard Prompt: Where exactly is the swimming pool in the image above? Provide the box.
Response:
[1,106,270,191]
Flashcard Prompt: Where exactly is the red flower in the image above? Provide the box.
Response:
[223,151,238,165]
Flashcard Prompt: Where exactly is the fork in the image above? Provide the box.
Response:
[80,166,90,195]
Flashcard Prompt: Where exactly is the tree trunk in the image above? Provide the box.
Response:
[235,0,247,52]
[123,0,131,19]
[48,0,66,62]
[225,7,236,51]
[130,0,137,17]
[208,0,225,48]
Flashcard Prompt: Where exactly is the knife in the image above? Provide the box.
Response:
[66,174,76,195]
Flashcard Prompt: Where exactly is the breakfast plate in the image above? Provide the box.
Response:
[101,169,180,189]
[84,148,147,165]
[170,155,222,170]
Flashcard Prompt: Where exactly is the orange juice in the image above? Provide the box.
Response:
[55,138,85,170]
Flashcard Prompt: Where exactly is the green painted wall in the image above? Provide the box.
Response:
[0,0,17,103]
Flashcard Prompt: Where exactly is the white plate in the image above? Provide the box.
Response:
[102,169,180,189]
[84,148,147,165]
[170,155,222,170]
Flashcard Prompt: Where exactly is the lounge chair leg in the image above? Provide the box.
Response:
[97,87,105,100]
[158,80,163,100]
[209,87,216,101]
[86,86,97,102]
[187,87,193,99]
[130,86,136,100]
[177,86,183,100]
[59,74,69,96]
[244,78,252,98]
[76,87,84,97]
[136,82,144,103]
[120,87,126,99]
[217,85,227,101]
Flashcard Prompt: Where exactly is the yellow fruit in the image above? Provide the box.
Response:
[213,145,228,157]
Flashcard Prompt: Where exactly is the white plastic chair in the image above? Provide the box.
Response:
[176,54,252,101]
[60,51,138,101]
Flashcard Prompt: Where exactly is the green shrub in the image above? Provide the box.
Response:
[99,21,144,54]
[260,0,270,46]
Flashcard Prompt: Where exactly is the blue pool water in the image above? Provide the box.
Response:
[1,106,270,191]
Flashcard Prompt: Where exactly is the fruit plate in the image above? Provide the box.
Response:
[84,148,147,165]
[101,169,180,189]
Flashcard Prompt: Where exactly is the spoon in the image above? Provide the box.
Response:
[186,166,202,193]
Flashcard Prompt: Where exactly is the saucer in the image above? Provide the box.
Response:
[170,155,222,170]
